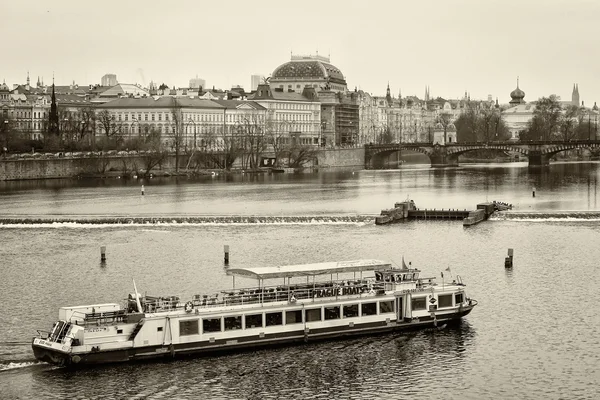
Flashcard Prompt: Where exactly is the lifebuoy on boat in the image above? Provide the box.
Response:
[289,293,297,303]
[184,301,194,313]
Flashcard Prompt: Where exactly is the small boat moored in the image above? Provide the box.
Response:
[32,258,477,368]
[492,201,513,211]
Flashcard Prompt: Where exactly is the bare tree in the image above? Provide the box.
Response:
[236,112,266,170]
[169,98,185,172]
[524,95,562,141]
[560,105,580,141]
[283,144,318,168]
[140,129,167,176]
[265,118,290,166]
[97,110,122,138]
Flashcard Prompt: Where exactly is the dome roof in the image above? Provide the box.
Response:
[271,59,346,85]
[0,81,9,92]
[510,86,525,100]
[447,123,456,131]
[434,122,444,130]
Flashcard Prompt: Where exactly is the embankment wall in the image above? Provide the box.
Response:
[0,148,365,180]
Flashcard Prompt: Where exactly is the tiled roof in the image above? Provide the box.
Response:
[212,100,266,110]
[55,94,91,105]
[97,97,225,109]
[99,84,149,98]
[248,90,315,102]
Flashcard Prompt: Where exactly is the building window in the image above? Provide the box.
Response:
[411,297,427,311]
[305,308,321,322]
[180,319,199,336]
[144,114,148,121]
[152,114,155,121]
[203,318,221,333]
[379,300,394,314]
[224,316,242,331]
[361,302,377,316]
[265,312,282,326]
[245,314,262,329]
[158,114,162,121]
[285,310,302,324]
[438,294,453,308]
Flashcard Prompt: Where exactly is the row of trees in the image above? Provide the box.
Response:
[2,100,319,171]
[454,106,511,142]
[519,95,598,141]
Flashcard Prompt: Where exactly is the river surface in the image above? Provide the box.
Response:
[1,162,600,399]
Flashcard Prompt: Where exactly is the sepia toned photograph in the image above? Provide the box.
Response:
[1,0,599,399]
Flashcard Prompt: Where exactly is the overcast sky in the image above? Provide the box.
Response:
[2,0,598,106]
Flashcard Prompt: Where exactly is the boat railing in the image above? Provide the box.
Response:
[70,309,128,326]
[190,279,388,309]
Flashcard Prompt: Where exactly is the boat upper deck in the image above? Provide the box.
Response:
[226,259,393,280]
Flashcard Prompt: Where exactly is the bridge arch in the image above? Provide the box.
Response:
[365,144,432,169]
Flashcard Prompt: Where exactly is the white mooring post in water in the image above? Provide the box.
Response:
[224,245,230,266]
[532,187,536,197]
[101,246,106,262]
[141,185,145,196]
[505,248,514,268]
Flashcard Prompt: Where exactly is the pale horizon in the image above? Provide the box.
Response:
[3,0,599,106]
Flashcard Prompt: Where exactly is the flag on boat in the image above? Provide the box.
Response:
[445,266,452,277]
[441,271,444,278]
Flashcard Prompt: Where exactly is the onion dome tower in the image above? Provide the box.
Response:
[509,77,525,106]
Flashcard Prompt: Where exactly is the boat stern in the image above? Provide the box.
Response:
[32,337,72,366]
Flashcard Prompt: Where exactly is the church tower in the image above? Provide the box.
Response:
[572,84,580,106]
[386,82,392,106]
[48,81,60,136]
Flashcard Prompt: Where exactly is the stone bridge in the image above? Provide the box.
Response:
[365,140,600,168]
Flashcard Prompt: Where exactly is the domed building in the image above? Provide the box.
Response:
[509,78,525,106]
[269,54,347,93]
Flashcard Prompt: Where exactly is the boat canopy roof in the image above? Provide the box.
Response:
[227,259,393,280]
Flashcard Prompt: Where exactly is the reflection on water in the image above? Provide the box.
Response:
[2,162,600,399]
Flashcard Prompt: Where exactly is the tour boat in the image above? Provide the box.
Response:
[32,259,477,367]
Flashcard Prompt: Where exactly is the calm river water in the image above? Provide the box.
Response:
[1,162,600,399]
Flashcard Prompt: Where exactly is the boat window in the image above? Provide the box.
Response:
[411,297,427,311]
[379,300,395,314]
[285,310,303,324]
[361,302,377,316]
[180,319,199,336]
[224,316,242,331]
[245,314,263,329]
[343,304,359,318]
[203,318,221,333]
[324,306,340,320]
[455,293,464,304]
[266,312,283,326]
[438,294,453,308]
[305,308,322,322]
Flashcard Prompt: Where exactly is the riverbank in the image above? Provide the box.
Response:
[0,148,365,181]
